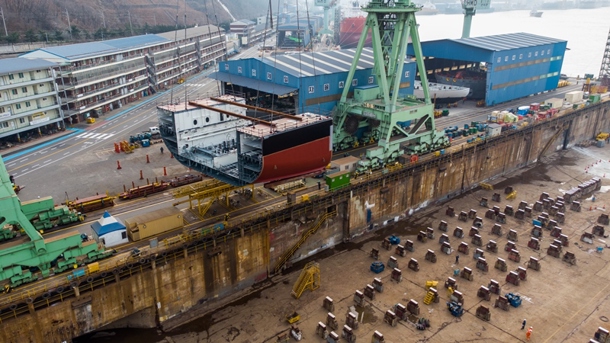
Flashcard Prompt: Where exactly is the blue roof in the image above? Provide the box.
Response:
[0,58,57,75]
[441,32,566,52]
[27,34,170,61]
[91,211,126,236]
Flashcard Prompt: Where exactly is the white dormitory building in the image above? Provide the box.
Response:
[0,26,227,143]
[0,59,64,140]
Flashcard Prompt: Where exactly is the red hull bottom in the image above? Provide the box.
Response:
[255,137,332,184]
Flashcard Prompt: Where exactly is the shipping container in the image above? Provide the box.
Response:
[544,98,563,109]
[486,123,502,138]
[589,94,601,104]
[330,156,361,174]
[565,91,584,104]
[325,171,350,191]
[125,207,184,241]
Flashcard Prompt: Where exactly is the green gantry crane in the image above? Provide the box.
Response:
[332,0,449,173]
[0,154,113,290]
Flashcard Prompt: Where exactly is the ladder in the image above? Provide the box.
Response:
[273,211,336,274]
[291,261,321,299]
[423,290,435,305]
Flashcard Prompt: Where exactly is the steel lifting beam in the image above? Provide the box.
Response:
[188,100,275,127]
[210,97,303,121]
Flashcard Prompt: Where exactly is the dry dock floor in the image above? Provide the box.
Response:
[159,145,610,343]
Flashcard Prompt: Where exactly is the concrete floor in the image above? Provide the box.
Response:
[125,143,610,343]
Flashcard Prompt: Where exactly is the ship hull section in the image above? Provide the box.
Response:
[255,137,332,184]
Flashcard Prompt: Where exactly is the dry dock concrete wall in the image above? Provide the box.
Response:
[0,102,608,342]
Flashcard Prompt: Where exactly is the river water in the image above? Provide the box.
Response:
[414,7,610,78]
[75,6,610,343]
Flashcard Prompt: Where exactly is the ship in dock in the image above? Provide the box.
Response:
[434,66,487,100]
[157,95,333,186]
[413,80,471,103]
[338,1,370,49]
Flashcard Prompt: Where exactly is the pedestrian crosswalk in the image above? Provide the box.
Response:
[76,132,115,140]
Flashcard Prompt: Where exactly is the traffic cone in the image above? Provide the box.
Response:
[146,154,150,163]
[140,170,144,180]
[163,166,167,176]
[117,161,122,170]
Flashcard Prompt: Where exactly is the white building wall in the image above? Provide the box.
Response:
[98,229,129,248]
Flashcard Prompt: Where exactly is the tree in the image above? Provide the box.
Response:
[53,30,64,41]
[83,30,91,40]
[94,28,107,40]
[25,30,37,43]
[38,30,48,42]
[70,26,81,40]
[6,32,20,44]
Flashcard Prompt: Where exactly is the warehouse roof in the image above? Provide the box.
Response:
[0,58,57,74]
[445,32,566,52]
[259,48,381,77]
[21,34,170,61]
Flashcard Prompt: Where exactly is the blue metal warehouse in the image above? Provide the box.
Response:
[210,48,416,114]
[408,32,567,106]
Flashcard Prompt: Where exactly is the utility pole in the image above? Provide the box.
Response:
[66,8,72,40]
[0,7,8,37]
[128,11,134,35]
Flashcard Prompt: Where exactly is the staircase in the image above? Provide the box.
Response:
[291,262,321,299]
[538,126,565,159]
[273,211,336,275]
[423,290,435,305]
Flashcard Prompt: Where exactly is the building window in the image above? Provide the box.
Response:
[308,85,315,93]
[541,50,544,56]
[323,83,330,91]
[352,79,358,86]
[0,107,4,113]
[19,118,25,124]
[251,69,256,77]
[11,89,18,95]
[39,84,45,87]
[368,76,374,84]
[18,73,24,78]
[25,101,31,107]
[237,66,242,74]
[121,231,127,239]
[512,55,516,61]
[547,49,551,55]
[519,54,523,59]
[497,57,501,63]
[535,51,538,57]
[404,71,410,78]
[267,72,272,80]
[528,52,532,58]
[36,70,41,73]
[42,97,47,101]
[224,63,229,71]
[1,122,8,128]
[15,104,21,109]
[22,87,28,93]
[8,74,14,80]
[339,81,345,89]
[504,56,508,62]
[283,75,289,83]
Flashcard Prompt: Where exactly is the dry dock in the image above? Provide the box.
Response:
[149,144,610,343]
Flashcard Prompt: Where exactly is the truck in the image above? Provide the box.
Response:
[565,91,584,104]
[125,206,184,241]
[544,98,563,110]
